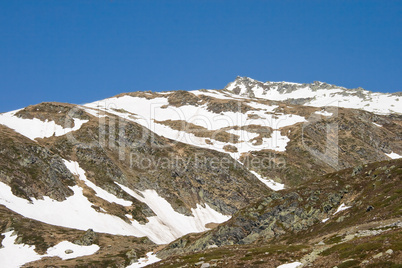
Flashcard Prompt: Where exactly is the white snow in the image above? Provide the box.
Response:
[0,231,42,268]
[0,231,100,267]
[0,159,230,245]
[333,203,351,215]
[0,180,152,239]
[372,122,382,127]
[192,89,235,100]
[250,171,285,191]
[225,78,401,115]
[63,160,132,207]
[386,152,402,159]
[0,110,88,141]
[84,95,306,160]
[322,218,329,223]
[46,241,100,260]
[82,107,107,118]
[126,252,161,268]
[315,110,333,117]
[117,183,231,244]
[277,262,302,268]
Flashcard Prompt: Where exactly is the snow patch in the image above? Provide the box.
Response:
[83,107,107,118]
[117,183,231,244]
[126,252,161,268]
[250,171,285,191]
[0,180,150,239]
[0,110,88,141]
[277,261,302,268]
[46,241,100,260]
[322,218,329,223]
[0,231,100,267]
[63,160,132,206]
[333,203,351,215]
[386,152,402,159]
[0,231,42,268]
[0,161,229,245]
[315,110,333,117]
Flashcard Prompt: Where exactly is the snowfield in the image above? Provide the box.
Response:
[117,183,231,244]
[0,159,230,245]
[84,95,306,161]
[0,110,88,141]
[225,77,402,115]
[63,160,132,207]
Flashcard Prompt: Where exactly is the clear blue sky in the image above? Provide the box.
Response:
[1,0,401,112]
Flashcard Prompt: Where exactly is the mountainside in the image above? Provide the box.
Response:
[156,159,402,266]
[0,77,401,267]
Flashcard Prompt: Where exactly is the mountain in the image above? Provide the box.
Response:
[225,76,402,115]
[0,77,400,267]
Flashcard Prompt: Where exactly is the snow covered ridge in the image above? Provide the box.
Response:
[225,76,402,115]
[0,231,99,267]
[83,93,307,191]
[0,109,88,141]
[84,95,306,161]
[0,159,230,245]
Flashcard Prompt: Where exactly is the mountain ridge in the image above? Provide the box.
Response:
[0,77,400,267]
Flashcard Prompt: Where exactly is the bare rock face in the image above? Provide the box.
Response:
[74,229,98,246]
[126,249,138,264]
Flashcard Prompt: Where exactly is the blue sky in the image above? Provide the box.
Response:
[0,0,401,112]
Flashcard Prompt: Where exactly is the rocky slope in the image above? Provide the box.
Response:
[154,159,402,267]
[0,76,400,267]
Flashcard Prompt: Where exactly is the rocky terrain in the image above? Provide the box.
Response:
[155,159,402,267]
[0,77,400,267]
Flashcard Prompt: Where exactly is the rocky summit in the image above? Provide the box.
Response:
[0,77,401,267]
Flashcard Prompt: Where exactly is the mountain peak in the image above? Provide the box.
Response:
[222,77,401,114]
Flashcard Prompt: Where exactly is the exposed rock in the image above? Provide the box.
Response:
[385,249,393,255]
[168,91,201,107]
[352,165,363,176]
[223,145,238,153]
[0,125,76,201]
[126,249,138,264]
[74,229,98,246]
[373,252,383,258]
[366,205,374,212]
